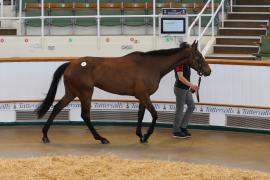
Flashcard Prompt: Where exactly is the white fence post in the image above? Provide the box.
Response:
[41,0,44,37]
[0,0,3,21]
[212,0,214,37]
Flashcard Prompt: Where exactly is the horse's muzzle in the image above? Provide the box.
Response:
[203,69,211,76]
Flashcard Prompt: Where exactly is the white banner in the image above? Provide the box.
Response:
[1,101,270,118]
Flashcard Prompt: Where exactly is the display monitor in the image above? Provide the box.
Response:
[160,17,186,35]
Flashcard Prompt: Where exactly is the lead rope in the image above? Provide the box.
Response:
[196,76,202,102]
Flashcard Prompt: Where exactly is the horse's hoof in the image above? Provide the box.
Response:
[140,135,148,144]
[42,137,50,143]
[101,139,110,144]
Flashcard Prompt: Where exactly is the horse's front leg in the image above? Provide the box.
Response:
[136,103,145,142]
[139,96,158,143]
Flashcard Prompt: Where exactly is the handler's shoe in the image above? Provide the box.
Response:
[172,132,187,139]
[181,128,191,138]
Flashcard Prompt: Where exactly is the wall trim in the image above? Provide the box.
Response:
[0,121,270,135]
[1,57,270,66]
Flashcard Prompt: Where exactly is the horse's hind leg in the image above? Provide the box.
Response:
[79,87,110,144]
[138,95,157,143]
[42,94,75,143]
[136,103,145,142]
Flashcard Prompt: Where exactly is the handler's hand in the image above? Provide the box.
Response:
[190,84,199,92]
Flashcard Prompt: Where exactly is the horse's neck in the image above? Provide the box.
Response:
[151,50,189,77]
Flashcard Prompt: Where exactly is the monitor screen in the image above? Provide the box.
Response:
[161,18,186,35]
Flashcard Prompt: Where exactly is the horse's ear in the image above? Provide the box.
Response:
[192,40,198,50]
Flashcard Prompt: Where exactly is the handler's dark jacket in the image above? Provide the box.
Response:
[174,65,191,90]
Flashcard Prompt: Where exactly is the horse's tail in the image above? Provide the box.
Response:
[36,62,70,118]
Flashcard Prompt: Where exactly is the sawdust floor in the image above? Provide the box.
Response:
[0,125,270,179]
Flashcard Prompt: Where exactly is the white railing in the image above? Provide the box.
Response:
[0,0,3,18]
[0,0,227,51]
[187,0,226,55]
[1,0,160,37]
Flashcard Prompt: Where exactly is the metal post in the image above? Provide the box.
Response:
[0,0,4,20]
[198,17,201,51]
[97,0,100,49]
[18,0,22,35]
[230,0,233,12]
[212,0,214,37]
[222,2,224,27]
[97,0,100,37]
[41,0,44,37]
[153,0,156,49]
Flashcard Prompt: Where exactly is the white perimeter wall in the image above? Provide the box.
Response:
[1,62,270,107]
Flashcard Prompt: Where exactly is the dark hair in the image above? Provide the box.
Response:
[179,42,190,49]
[143,43,188,57]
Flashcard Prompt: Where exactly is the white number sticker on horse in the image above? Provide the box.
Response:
[81,62,87,67]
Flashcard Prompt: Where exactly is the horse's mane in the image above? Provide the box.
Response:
[142,42,190,57]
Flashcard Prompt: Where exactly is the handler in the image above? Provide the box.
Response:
[173,64,198,139]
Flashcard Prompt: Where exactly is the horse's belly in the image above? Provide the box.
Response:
[95,82,134,96]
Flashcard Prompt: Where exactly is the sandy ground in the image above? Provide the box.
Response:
[0,154,270,180]
[1,125,270,179]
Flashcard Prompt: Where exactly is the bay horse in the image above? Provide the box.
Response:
[37,41,211,144]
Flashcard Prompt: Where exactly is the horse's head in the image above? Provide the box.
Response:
[185,41,211,76]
